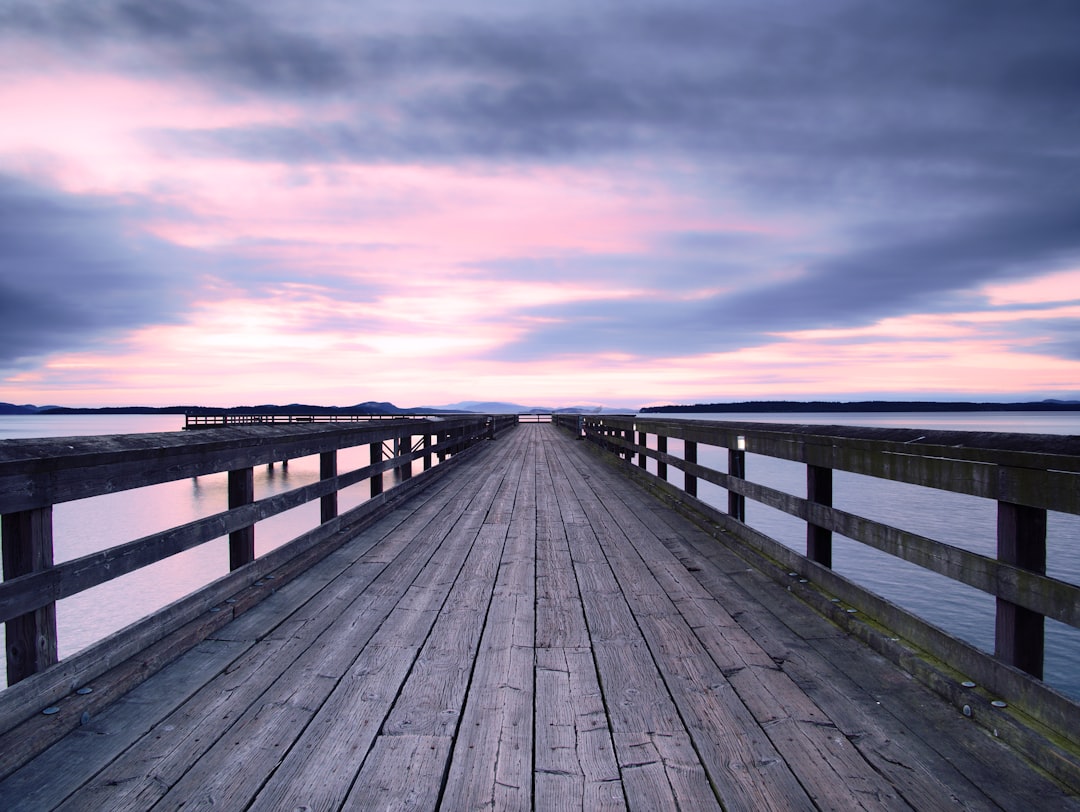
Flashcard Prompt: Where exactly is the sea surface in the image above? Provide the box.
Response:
[1,412,1078,701]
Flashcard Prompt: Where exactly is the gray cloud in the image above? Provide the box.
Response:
[0,176,197,367]
[485,185,1080,362]
[4,0,1080,370]
[1,0,353,93]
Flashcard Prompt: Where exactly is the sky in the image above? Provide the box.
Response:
[2,1,1080,409]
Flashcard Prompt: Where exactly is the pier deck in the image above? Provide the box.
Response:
[1,424,1074,810]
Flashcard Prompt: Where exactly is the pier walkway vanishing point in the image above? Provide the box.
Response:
[1,422,1078,810]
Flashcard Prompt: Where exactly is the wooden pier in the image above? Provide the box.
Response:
[1,420,1079,809]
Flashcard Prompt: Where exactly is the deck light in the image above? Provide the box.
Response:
[737,435,746,450]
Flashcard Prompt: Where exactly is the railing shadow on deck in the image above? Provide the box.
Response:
[554,413,1080,789]
[0,414,517,772]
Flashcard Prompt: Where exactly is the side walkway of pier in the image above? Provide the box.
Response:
[0,424,1074,810]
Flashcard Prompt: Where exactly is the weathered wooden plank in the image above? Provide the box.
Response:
[36,435,515,810]
[443,435,534,810]
[344,734,452,810]
[622,457,1080,747]
[252,432,529,810]
[248,644,421,811]
[536,438,591,650]
[594,451,996,809]
[0,638,251,812]
[583,425,1080,807]
[150,437,524,810]
[4,422,1079,811]
[647,492,1068,809]
[553,446,824,811]
[543,445,723,810]
[380,525,509,737]
[535,647,625,810]
[255,435,527,810]
[0,437,493,743]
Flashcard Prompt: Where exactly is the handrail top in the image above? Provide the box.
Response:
[0,415,492,467]
[608,415,1080,469]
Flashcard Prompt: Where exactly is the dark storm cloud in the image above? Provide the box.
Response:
[0,176,195,366]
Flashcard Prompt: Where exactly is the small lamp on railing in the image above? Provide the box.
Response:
[737,435,746,451]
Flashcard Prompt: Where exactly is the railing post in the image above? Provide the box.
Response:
[228,467,255,570]
[400,434,413,480]
[423,433,433,471]
[2,507,58,685]
[684,440,697,497]
[370,441,384,497]
[996,501,1047,679]
[320,451,338,523]
[637,430,647,469]
[657,435,667,481]
[729,447,746,522]
[806,464,832,567]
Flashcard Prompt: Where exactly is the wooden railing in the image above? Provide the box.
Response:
[555,414,1080,739]
[0,415,517,688]
[183,412,464,429]
[185,412,557,429]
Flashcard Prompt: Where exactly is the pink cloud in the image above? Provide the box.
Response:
[981,269,1080,307]
[0,70,294,196]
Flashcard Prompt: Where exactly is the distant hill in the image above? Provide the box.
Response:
[423,401,635,414]
[0,403,67,414]
[424,400,551,414]
[641,400,1080,414]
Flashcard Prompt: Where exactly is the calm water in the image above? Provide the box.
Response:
[1,412,1078,701]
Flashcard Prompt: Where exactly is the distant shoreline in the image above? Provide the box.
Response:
[0,402,433,417]
[3,399,1080,416]
[640,400,1080,414]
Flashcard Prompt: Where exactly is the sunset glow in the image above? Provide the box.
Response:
[3,2,1079,409]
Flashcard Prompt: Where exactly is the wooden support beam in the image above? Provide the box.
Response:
[996,501,1047,679]
[2,507,58,685]
[320,451,337,523]
[637,431,647,469]
[228,468,255,570]
[729,449,746,523]
[400,435,412,481]
[806,464,833,567]
[370,442,384,497]
[684,440,697,498]
[657,435,668,481]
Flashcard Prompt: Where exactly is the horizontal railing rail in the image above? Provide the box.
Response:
[185,412,563,429]
[1,415,518,688]
[555,413,1080,746]
[183,412,468,429]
